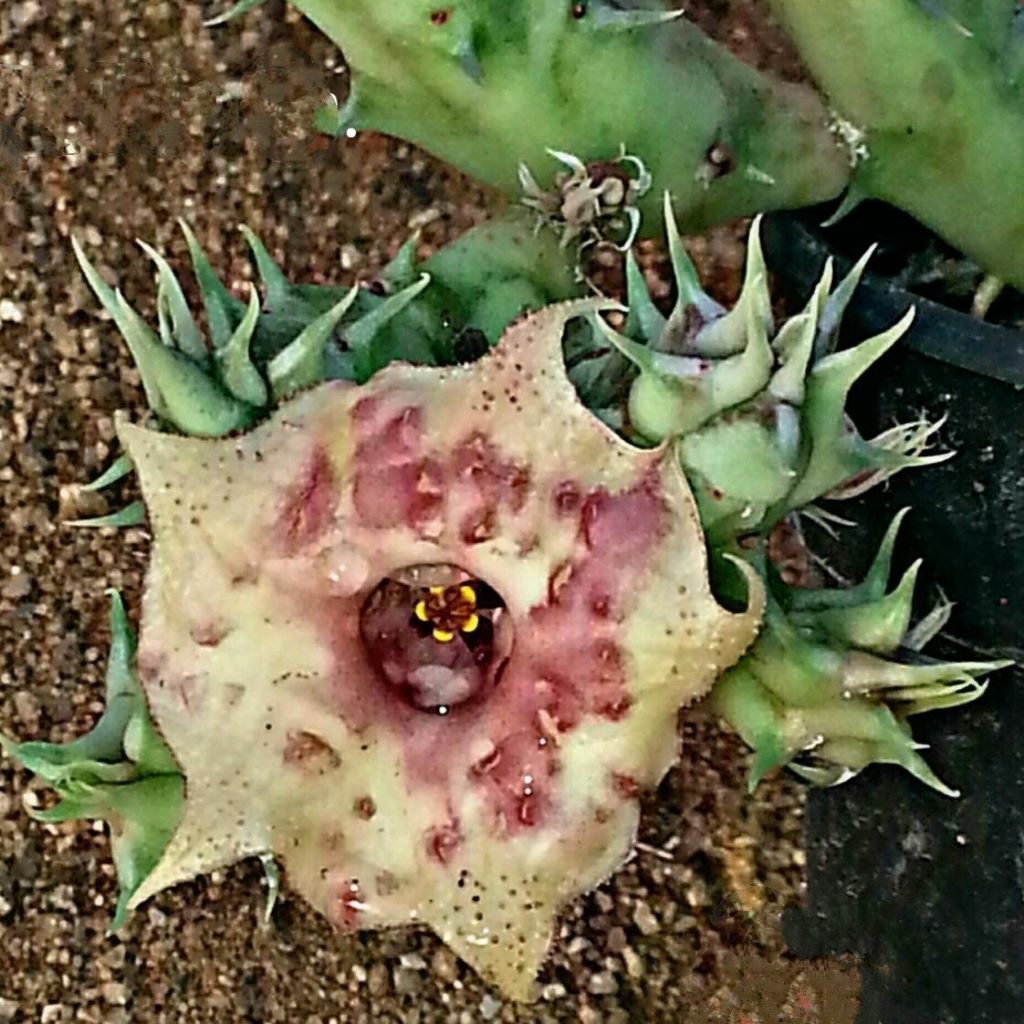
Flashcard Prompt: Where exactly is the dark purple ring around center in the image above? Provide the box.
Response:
[358,564,514,714]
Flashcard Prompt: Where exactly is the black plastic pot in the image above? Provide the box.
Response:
[762,211,1024,1024]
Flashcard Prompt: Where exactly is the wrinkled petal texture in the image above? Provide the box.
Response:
[120,303,762,998]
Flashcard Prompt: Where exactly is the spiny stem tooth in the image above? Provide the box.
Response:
[587,3,686,32]
[268,285,360,400]
[784,307,915,510]
[624,249,666,345]
[801,558,921,654]
[67,501,147,529]
[240,226,291,311]
[769,258,833,403]
[839,649,1012,697]
[663,191,721,324]
[347,273,432,382]
[83,453,135,492]
[178,219,246,349]
[380,232,422,291]
[137,240,207,363]
[695,215,773,358]
[816,244,878,355]
[903,594,954,652]
[216,284,269,408]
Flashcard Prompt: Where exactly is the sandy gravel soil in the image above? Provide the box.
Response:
[0,3,856,1022]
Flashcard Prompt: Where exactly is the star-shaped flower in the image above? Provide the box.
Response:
[120,301,762,998]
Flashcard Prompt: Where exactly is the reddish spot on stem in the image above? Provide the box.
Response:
[598,695,633,721]
[452,433,531,529]
[189,620,226,648]
[554,480,581,515]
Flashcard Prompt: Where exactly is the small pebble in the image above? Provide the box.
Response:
[430,947,458,983]
[393,966,422,996]
[367,962,390,997]
[100,944,126,970]
[587,971,619,996]
[0,299,24,323]
[339,244,362,270]
[541,982,567,1001]
[10,1,42,29]
[607,926,627,953]
[13,689,40,731]
[633,900,660,936]
[622,947,644,980]
[479,994,502,1020]
[101,981,127,1005]
[3,573,33,602]
[399,952,427,971]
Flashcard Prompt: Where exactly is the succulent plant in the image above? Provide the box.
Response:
[216,0,1024,287]
[70,210,578,443]
[593,196,950,541]
[2,211,1009,999]
[709,510,1004,797]
[0,592,182,930]
[768,0,1024,289]
[1,0,1018,1009]
[584,199,1010,792]
[248,0,849,234]
[108,300,761,998]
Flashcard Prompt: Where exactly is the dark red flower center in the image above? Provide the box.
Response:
[359,564,513,714]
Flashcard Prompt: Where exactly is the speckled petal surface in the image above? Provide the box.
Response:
[119,302,762,999]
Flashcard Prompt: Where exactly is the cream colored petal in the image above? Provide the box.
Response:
[119,303,762,998]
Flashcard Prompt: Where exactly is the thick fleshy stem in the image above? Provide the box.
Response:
[72,208,578,436]
[707,514,1012,796]
[239,0,850,234]
[769,0,1024,287]
[593,204,949,544]
[0,593,184,928]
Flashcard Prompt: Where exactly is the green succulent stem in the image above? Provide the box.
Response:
[706,516,1010,796]
[74,209,580,440]
[0,593,184,928]
[769,0,1024,287]
[288,0,848,233]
